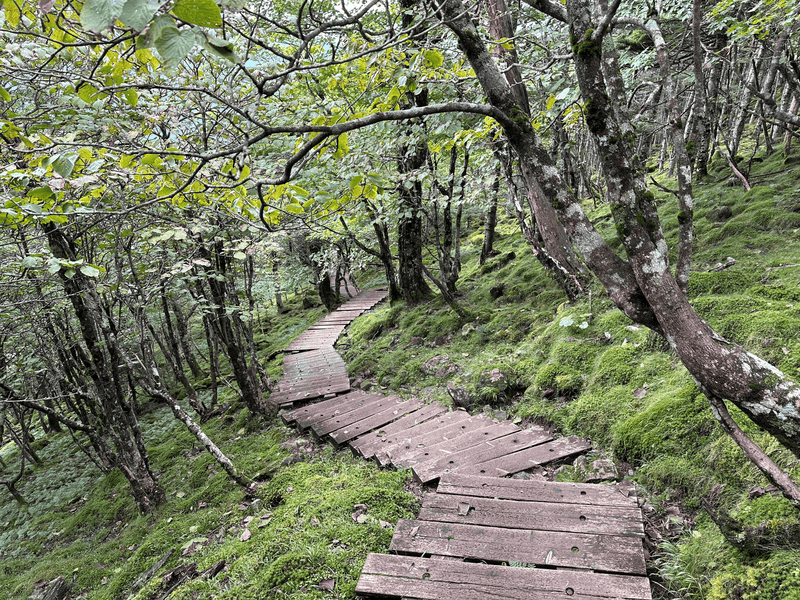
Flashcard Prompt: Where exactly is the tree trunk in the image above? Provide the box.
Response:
[272,258,285,313]
[397,91,434,304]
[484,0,589,300]
[169,298,203,380]
[480,165,501,265]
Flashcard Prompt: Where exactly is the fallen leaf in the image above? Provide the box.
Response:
[240,529,251,542]
[379,520,392,529]
[457,502,470,516]
[198,502,207,509]
[633,387,647,399]
[356,514,368,524]
[238,503,250,511]
[410,526,419,537]
[243,516,253,526]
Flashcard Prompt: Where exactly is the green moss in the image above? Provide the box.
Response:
[708,551,800,600]
[533,363,583,396]
[593,345,640,386]
[688,268,761,297]
[614,384,715,463]
[564,386,637,447]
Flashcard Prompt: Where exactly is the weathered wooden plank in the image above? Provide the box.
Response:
[329,397,425,446]
[455,436,591,477]
[410,428,554,484]
[396,423,523,481]
[419,493,645,536]
[355,554,652,600]
[378,413,490,467]
[349,402,449,459]
[281,390,369,425]
[268,380,351,406]
[436,473,639,507]
[390,519,647,575]
[273,373,350,392]
[292,392,385,429]
[312,395,407,437]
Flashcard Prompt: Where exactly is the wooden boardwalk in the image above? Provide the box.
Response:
[270,289,652,599]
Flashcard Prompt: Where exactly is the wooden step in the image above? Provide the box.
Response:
[356,554,652,599]
[390,518,647,575]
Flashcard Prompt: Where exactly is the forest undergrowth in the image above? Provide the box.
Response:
[2,150,800,599]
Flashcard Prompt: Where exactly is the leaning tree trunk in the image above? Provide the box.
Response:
[484,0,589,300]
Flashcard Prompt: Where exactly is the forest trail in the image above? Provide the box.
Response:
[270,290,652,599]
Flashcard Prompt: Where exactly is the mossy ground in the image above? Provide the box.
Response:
[342,150,800,598]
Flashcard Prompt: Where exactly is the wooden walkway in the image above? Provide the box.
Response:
[270,289,652,599]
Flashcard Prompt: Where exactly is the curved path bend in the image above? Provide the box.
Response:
[270,289,652,600]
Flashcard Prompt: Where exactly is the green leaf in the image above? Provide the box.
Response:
[135,14,172,47]
[154,26,197,66]
[546,95,556,111]
[233,251,246,260]
[21,256,40,269]
[4,0,21,27]
[52,154,77,178]
[123,88,139,106]
[284,203,304,215]
[78,84,102,104]
[119,0,159,30]
[27,186,54,200]
[204,36,238,62]
[80,0,126,32]
[172,0,221,28]
[80,265,101,277]
[47,259,61,274]
[423,49,443,68]
[0,86,10,102]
